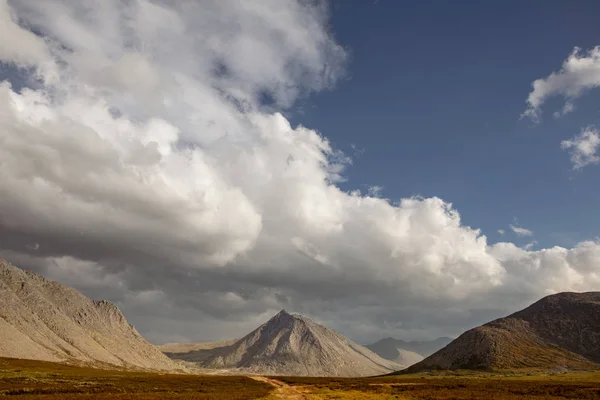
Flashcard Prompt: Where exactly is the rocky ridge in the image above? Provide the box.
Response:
[405,292,600,372]
[0,259,181,371]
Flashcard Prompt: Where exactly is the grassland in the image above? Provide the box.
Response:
[1,357,600,399]
[0,358,272,399]
[276,371,600,399]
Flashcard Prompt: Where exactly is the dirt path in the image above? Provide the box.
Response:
[250,376,310,399]
[369,382,425,386]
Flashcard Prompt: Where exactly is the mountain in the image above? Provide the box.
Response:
[159,339,239,363]
[0,259,180,371]
[405,292,600,372]
[365,337,452,365]
[401,337,454,357]
[163,310,403,376]
[159,339,239,355]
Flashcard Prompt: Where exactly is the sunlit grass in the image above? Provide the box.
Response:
[277,371,600,399]
[2,357,600,399]
[0,358,272,399]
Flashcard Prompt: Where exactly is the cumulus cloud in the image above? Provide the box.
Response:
[561,127,600,170]
[510,224,533,237]
[1,0,600,344]
[523,46,600,121]
[497,229,505,235]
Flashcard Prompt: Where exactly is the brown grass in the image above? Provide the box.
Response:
[276,371,600,399]
[2,357,600,399]
[0,358,272,399]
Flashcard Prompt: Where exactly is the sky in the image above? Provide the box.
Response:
[0,0,600,345]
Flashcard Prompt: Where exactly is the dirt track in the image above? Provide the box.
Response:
[249,376,309,399]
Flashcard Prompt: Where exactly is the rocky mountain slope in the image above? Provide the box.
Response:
[159,339,238,355]
[405,292,600,372]
[164,310,402,377]
[365,337,452,365]
[0,259,180,371]
[159,339,239,363]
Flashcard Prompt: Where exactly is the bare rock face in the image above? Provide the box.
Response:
[165,310,403,377]
[159,339,239,355]
[405,292,600,372]
[0,259,180,371]
[159,339,239,363]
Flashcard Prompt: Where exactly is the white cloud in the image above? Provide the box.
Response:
[0,0,51,69]
[561,127,600,170]
[367,185,384,197]
[490,241,600,300]
[1,0,600,343]
[510,224,533,237]
[497,229,505,235]
[523,240,538,251]
[553,101,575,119]
[523,46,600,121]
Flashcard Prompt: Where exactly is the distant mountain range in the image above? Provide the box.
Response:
[0,259,181,371]
[405,292,600,372]
[161,310,403,376]
[3,257,600,376]
[365,337,452,366]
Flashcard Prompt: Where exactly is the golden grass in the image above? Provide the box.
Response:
[2,357,600,399]
[277,371,600,399]
[0,358,272,399]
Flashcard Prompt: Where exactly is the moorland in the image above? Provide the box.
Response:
[2,357,599,399]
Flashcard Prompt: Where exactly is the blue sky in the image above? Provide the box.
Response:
[292,0,600,250]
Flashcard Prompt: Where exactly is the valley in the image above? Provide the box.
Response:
[2,259,600,399]
[2,0,600,398]
[1,357,600,399]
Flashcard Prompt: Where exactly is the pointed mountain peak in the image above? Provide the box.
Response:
[268,310,292,323]
[270,309,307,322]
[196,308,402,376]
[267,310,302,329]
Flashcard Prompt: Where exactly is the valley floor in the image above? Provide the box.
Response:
[1,357,600,399]
[0,358,270,399]
[274,372,600,399]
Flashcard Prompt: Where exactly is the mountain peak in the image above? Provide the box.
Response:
[274,309,291,318]
[269,309,309,324]
[194,309,403,376]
